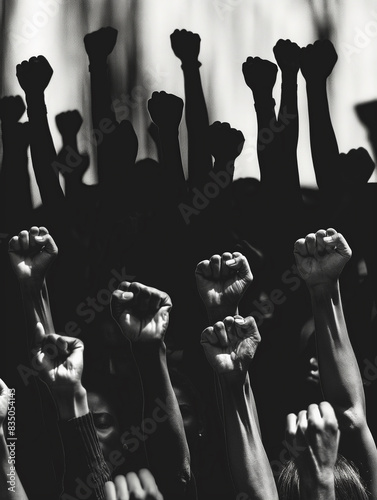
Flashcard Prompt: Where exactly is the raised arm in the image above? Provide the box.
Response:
[148,91,187,203]
[201,315,278,500]
[300,40,339,191]
[16,56,65,218]
[294,228,377,498]
[110,282,191,499]
[170,29,212,189]
[0,380,28,500]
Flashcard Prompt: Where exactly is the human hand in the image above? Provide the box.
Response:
[294,228,352,289]
[55,110,83,139]
[8,227,58,288]
[104,469,163,500]
[208,121,245,162]
[110,282,172,343]
[147,91,184,130]
[170,29,201,64]
[300,40,338,82]
[273,39,301,74]
[195,252,253,321]
[84,26,118,62]
[16,55,53,95]
[201,315,260,375]
[242,56,278,95]
[286,402,339,488]
[338,147,375,186]
[0,95,26,124]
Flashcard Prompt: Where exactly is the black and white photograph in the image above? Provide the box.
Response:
[1,1,377,499]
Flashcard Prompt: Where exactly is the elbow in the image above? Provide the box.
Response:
[338,406,367,433]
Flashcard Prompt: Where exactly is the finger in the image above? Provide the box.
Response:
[229,252,253,282]
[323,229,352,259]
[307,403,322,428]
[125,472,144,498]
[18,230,29,252]
[29,226,40,250]
[293,238,307,257]
[34,322,46,346]
[297,410,308,436]
[234,316,260,341]
[285,413,298,446]
[318,401,338,429]
[315,229,327,255]
[195,260,212,279]
[138,469,160,496]
[38,226,49,236]
[136,286,152,316]
[201,326,218,346]
[117,281,132,292]
[305,233,316,256]
[113,475,129,500]
[104,481,117,500]
[223,315,235,332]
[221,252,233,279]
[8,236,21,253]
[33,234,58,256]
[213,321,229,347]
[210,255,221,280]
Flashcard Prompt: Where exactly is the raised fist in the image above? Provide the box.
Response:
[273,39,301,74]
[8,227,58,287]
[286,402,339,479]
[110,282,172,343]
[300,40,338,82]
[84,26,118,62]
[242,56,278,94]
[147,91,183,130]
[56,110,83,138]
[195,252,253,319]
[208,121,245,161]
[105,470,163,500]
[170,29,201,63]
[338,147,375,186]
[0,95,26,124]
[16,55,53,95]
[294,228,352,288]
[33,323,84,392]
[201,315,260,375]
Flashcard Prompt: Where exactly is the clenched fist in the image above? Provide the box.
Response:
[16,56,53,95]
[0,95,26,124]
[55,110,83,138]
[8,227,58,287]
[208,121,245,162]
[273,39,301,74]
[84,26,118,62]
[201,315,261,375]
[147,91,184,130]
[294,228,352,289]
[300,40,338,82]
[242,56,278,94]
[111,282,172,343]
[170,29,201,64]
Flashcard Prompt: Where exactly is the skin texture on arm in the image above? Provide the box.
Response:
[284,402,340,500]
[110,282,191,500]
[0,380,28,500]
[294,228,377,499]
[201,315,278,500]
[170,29,212,190]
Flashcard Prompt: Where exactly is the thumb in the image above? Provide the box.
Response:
[323,229,352,259]
[34,322,46,346]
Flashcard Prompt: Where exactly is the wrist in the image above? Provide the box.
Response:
[181,59,201,70]
[308,279,339,297]
[300,471,335,500]
[52,385,89,421]
[26,92,47,115]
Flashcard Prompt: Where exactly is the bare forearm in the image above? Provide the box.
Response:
[0,432,28,500]
[20,281,55,345]
[218,373,278,500]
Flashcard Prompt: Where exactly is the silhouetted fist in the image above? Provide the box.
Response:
[294,228,351,288]
[338,147,375,186]
[0,95,26,123]
[56,110,83,137]
[111,282,172,343]
[242,56,277,94]
[170,29,201,63]
[148,91,183,129]
[208,122,245,161]
[16,56,53,94]
[201,316,260,375]
[300,40,337,81]
[84,26,118,61]
[273,39,300,74]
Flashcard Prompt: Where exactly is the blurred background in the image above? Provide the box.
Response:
[1,0,377,205]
